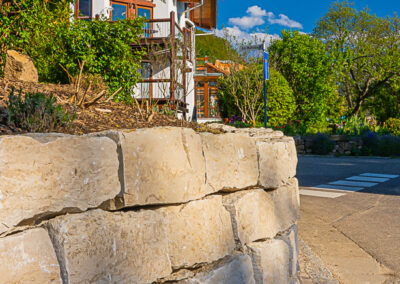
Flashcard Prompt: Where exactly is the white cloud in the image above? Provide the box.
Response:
[267,14,303,29]
[215,26,281,46]
[228,5,267,29]
[229,16,265,30]
[227,5,303,30]
[247,5,267,17]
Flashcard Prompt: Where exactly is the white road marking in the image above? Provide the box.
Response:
[315,184,364,192]
[300,189,346,198]
[346,176,389,183]
[360,173,399,179]
[330,180,378,187]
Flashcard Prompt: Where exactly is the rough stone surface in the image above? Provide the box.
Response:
[0,228,62,284]
[248,239,292,284]
[117,127,208,206]
[47,209,172,284]
[4,50,39,82]
[0,136,120,235]
[201,132,258,191]
[280,226,300,281]
[257,137,298,189]
[157,195,235,269]
[223,180,300,246]
[178,255,256,284]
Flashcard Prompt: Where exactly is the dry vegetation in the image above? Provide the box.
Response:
[0,79,204,135]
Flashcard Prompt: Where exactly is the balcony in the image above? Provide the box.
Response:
[132,12,194,117]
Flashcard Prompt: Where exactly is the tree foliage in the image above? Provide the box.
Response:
[269,30,339,129]
[195,30,239,63]
[314,0,400,116]
[1,0,145,102]
[262,69,296,126]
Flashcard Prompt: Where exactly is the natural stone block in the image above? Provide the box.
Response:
[0,228,62,284]
[248,239,292,284]
[201,132,258,191]
[47,209,172,284]
[178,255,256,284]
[279,226,300,281]
[223,179,300,246]
[0,136,120,235]
[117,127,208,206]
[157,195,235,269]
[4,50,39,82]
[257,137,297,189]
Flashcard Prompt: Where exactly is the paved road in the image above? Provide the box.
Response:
[297,155,400,280]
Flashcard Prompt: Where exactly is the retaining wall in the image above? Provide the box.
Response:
[0,126,300,284]
[295,135,363,155]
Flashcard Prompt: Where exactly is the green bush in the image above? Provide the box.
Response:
[377,135,400,156]
[7,89,75,132]
[311,133,335,155]
[262,69,296,126]
[384,118,400,136]
[1,0,144,102]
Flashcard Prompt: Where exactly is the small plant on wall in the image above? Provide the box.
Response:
[7,89,75,133]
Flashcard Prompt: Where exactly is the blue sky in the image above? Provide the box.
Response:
[216,0,400,42]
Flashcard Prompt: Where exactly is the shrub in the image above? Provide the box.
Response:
[7,89,75,132]
[1,0,144,102]
[311,133,335,155]
[377,135,400,156]
[361,131,380,155]
[261,69,297,126]
[384,118,400,136]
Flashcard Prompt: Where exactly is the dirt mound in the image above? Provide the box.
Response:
[0,79,199,135]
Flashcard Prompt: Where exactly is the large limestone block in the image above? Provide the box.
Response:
[248,239,292,284]
[279,226,300,281]
[257,137,298,189]
[4,50,39,82]
[157,195,235,269]
[201,132,258,191]
[223,179,300,246]
[118,127,207,206]
[0,135,120,235]
[0,228,62,284]
[47,209,172,284]
[178,255,256,284]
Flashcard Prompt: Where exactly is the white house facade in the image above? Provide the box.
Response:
[71,0,217,120]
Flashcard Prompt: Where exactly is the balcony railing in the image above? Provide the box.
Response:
[133,11,194,115]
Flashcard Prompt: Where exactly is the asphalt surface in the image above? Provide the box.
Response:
[297,155,400,277]
[298,155,400,196]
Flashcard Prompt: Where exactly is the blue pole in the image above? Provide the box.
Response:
[263,50,269,128]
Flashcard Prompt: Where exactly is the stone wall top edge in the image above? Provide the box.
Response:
[0,126,289,140]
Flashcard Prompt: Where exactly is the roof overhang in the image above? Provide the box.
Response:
[189,0,217,30]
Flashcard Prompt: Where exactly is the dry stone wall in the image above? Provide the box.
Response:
[0,126,300,284]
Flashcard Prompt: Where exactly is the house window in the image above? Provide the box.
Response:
[111,1,129,21]
[75,0,91,19]
[140,63,152,98]
[137,6,152,37]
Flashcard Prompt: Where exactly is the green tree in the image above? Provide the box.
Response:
[367,81,400,122]
[269,30,339,129]
[314,0,400,116]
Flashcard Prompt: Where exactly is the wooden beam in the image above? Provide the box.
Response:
[170,11,176,101]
